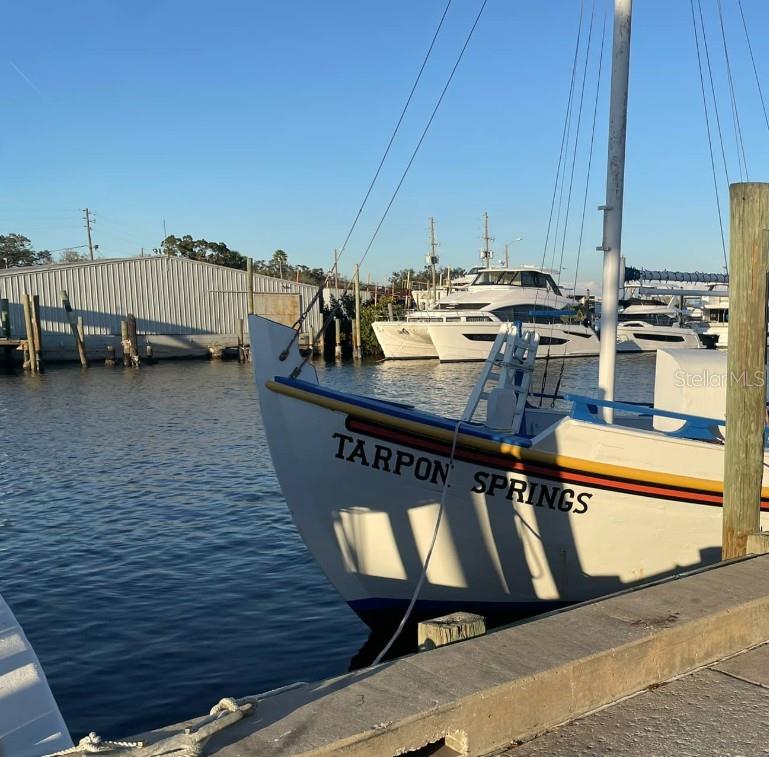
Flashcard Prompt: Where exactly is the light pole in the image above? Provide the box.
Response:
[504,237,523,267]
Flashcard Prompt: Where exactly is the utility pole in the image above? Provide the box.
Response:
[333,248,339,293]
[722,182,769,559]
[83,208,95,260]
[427,217,439,304]
[481,212,494,268]
[505,243,509,268]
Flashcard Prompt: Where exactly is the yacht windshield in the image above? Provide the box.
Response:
[491,304,572,324]
[471,269,562,295]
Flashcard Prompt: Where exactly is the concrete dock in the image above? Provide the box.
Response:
[121,554,769,757]
[508,642,769,756]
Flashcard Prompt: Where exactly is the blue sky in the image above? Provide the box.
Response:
[2,0,768,291]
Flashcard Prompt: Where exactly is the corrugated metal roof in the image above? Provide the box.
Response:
[0,256,323,338]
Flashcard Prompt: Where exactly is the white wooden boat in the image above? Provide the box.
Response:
[250,315,768,625]
[248,0,768,627]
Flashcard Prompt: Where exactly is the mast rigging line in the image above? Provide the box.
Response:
[697,0,730,186]
[736,0,769,137]
[689,0,729,274]
[355,0,489,272]
[535,0,586,398]
[280,0,488,366]
[554,0,597,286]
[715,0,749,181]
[571,8,608,301]
[546,1,601,408]
[540,1,585,273]
[334,0,454,265]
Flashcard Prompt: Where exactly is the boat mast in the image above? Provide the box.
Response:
[481,211,494,268]
[428,217,439,304]
[597,0,632,417]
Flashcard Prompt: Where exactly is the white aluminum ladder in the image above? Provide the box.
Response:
[461,323,539,434]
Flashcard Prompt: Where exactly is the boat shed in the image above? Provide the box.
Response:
[0,255,324,361]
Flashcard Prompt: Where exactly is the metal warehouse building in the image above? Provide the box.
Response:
[0,255,323,361]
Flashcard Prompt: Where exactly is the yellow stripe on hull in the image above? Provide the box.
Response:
[266,379,766,499]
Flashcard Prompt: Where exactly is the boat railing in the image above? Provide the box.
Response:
[565,393,727,443]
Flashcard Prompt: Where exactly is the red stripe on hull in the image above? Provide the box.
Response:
[345,416,769,510]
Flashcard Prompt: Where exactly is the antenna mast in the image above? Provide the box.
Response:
[481,211,494,268]
[427,217,439,304]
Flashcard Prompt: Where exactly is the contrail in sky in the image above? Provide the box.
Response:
[9,61,43,95]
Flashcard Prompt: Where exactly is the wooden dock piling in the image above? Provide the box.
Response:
[1,298,11,366]
[353,264,362,360]
[60,290,88,367]
[21,294,38,374]
[126,314,141,367]
[417,612,486,651]
[246,258,255,315]
[334,318,342,359]
[722,182,769,559]
[31,294,43,369]
[120,321,131,366]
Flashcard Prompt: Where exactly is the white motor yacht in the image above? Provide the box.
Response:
[372,266,600,361]
[693,286,730,348]
[615,304,704,352]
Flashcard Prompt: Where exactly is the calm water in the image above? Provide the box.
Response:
[0,352,656,738]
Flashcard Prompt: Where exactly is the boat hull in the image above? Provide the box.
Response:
[371,322,437,359]
[616,324,703,352]
[249,314,769,627]
[428,322,601,362]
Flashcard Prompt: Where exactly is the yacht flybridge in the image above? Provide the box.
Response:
[372,265,601,361]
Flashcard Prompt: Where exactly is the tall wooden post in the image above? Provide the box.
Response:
[60,290,88,367]
[31,294,43,366]
[722,182,769,559]
[334,318,342,359]
[121,321,131,366]
[246,258,255,315]
[353,264,362,360]
[0,298,10,366]
[0,298,9,340]
[127,313,141,367]
[21,294,38,374]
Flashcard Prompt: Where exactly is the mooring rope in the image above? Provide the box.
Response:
[371,416,463,667]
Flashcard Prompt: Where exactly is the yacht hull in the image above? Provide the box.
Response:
[616,324,703,352]
[249,314,768,626]
[371,322,437,359]
[427,322,601,362]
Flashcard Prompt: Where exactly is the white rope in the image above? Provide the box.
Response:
[42,698,253,757]
[370,417,464,666]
